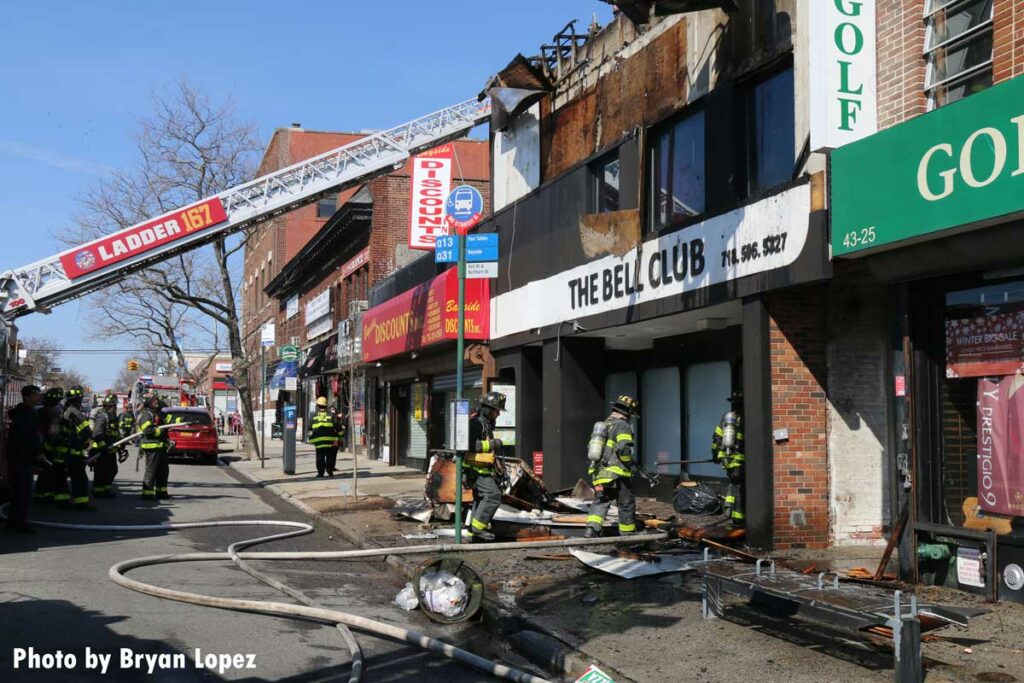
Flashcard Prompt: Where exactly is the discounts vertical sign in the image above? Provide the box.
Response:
[408,144,453,250]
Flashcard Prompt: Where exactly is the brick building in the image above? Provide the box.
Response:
[826,0,1024,600]
[260,138,490,444]
[473,2,835,550]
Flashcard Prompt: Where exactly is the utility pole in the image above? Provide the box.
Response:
[260,344,266,469]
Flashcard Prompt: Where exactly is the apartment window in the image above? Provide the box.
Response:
[925,0,993,108]
[316,196,337,219]
[592,152,621,213]
[748,67,795,197]
[648,109,706,231]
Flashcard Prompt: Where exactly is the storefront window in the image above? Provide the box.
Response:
[685,361,731,479]
[942,280,1024,526]
[641,367,681,473]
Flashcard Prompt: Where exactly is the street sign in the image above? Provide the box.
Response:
[576,665,615,683]
[465,233,498,262]
[279,344,299,362]
[452,399,470,451]
[435,234,458,263]
[466,261,498,279]
[445,185,484,235]
[261,322,276,347]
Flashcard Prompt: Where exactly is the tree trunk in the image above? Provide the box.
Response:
[213,238,260,460]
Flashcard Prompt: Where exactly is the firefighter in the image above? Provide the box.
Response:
[309,397,338,478]
[585,395,640,538]
[138,394,171,500]
[91,394,120,498]
[118,404,136,438]
[7,385,44,532]
[62,385,95,510]
[464,391,506,542]
[712,390,745,527]
[34,386,65,505]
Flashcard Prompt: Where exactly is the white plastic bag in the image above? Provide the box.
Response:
[418,571,468,618]
[393,582,418,610]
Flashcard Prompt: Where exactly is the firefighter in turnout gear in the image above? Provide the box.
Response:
[464,391,506,542]
[310,397,339,478]
[586,395,640,538]
[118,407,136,438]
[138,394,171,500]
[712,391,746,527]
[34,387,65,505]
[91,394,121,498]
[61,385,95,510]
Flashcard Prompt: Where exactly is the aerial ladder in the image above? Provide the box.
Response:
[0,97,491,319]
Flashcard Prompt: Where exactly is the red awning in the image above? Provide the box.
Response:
[362,267,489,362]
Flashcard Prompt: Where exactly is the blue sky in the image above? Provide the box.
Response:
[0,0,612,390]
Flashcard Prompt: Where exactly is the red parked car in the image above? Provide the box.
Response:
[162,407,219,464]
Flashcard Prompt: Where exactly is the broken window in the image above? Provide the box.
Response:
[592,153,621,214]
[648,109,706,231]
[924,0,993,108]
[747,66,794,197]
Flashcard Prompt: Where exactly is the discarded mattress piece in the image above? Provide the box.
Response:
[391,498,434,523]
[569,548,703,578]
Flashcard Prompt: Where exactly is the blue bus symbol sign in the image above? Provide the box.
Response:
[445,185,484,234]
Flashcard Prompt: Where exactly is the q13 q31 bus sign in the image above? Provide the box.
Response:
[445,184,484,235]
[408,144,453,251]
[60,197,228,279]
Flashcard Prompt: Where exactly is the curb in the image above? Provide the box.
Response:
[225,458,630,682]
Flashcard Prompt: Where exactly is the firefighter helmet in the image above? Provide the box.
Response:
[728,389,743,405]
[316,396,328,407]
[612,394,639,417]
[481,391,506,411]
[103,394,118,407]
[66,385,85,400]
[44,386,64,402]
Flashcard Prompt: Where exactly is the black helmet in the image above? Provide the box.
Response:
[612,394,639,417]
[728,389,743,405]
[44,386,65,402]
[103,394,118,407]
[481,391,506,411]
[66,385,85,400]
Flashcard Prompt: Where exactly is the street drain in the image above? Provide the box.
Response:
[975,673,1016,683]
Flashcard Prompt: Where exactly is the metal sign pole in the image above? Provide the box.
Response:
[454,231,466,545]
[260,345,266,469]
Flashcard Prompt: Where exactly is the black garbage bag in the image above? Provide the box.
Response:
[673,482,721,515]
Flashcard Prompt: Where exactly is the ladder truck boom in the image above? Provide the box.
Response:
[0,97,491,319]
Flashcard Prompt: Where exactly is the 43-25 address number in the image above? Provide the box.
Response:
[842,226,876,249]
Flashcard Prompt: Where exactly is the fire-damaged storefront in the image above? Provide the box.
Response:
[478,1,841,549]
[362,261,492,472]
[831,74,1024,601]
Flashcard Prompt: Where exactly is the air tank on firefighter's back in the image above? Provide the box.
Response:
[587,421,608,462]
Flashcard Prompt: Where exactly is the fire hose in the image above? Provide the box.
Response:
[1,501,665,682]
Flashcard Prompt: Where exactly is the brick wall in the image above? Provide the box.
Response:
[768,286,829,549]
[876,0,927,130]
[826,274,891,545]
[994,0,1024,83]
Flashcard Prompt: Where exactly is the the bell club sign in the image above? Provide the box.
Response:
[408,144,454,251]
[60,197,228,279]
[445,184,484,235]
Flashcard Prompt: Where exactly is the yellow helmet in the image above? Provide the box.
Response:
[316,396,328,407]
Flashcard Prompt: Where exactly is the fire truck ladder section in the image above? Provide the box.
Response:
[0,97,491,319]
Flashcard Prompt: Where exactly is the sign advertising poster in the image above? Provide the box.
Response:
[947,304,1024,378]
[976,375,1024,516]
[408,144,453,250]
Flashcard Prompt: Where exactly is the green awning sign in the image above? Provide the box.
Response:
[832,74,1024,257]
[279,344,299,362]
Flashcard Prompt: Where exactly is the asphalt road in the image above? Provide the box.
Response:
[0,454,503,682]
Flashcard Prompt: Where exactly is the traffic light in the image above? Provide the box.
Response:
[127,359,139,371]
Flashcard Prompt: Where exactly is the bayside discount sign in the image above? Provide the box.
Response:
[490,184,809,339]
[809,0,877,151]
[61,197,227,279]
[832,74,1024,257]
[408,144,453,250]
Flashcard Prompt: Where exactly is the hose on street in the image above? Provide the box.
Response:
[6,502,667,682]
